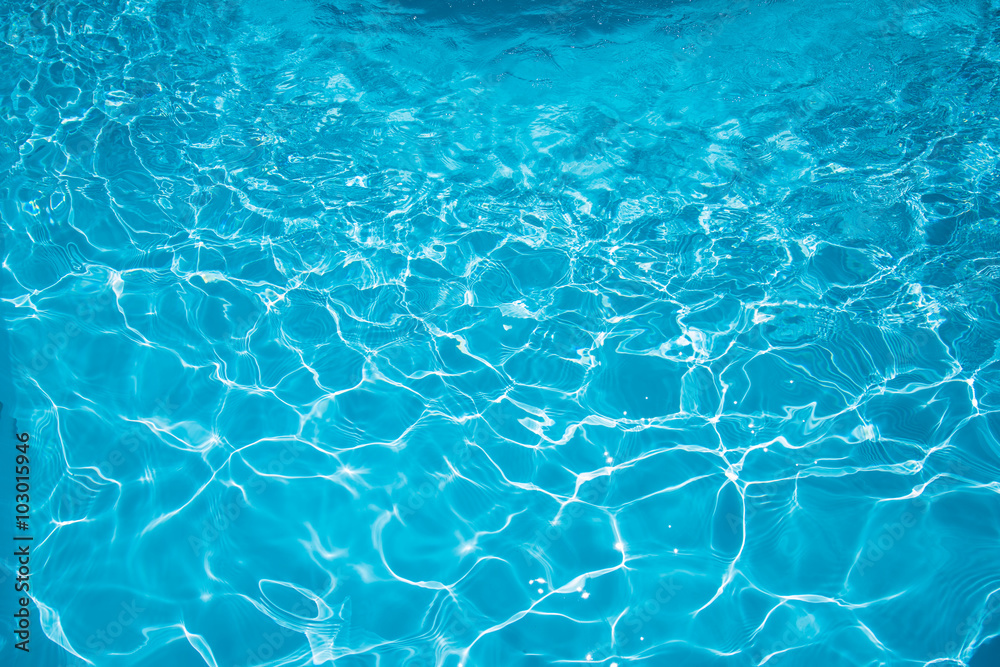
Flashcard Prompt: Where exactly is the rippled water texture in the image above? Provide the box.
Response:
[3,0,1000,665]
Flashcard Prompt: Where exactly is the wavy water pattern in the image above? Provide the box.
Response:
[2,0,1000,665]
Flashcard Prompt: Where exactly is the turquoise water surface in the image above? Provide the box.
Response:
[2,0,1000,665]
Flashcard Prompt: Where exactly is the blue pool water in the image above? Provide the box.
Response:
[2,0,1000,665]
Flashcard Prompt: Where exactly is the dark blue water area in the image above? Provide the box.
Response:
[970,635,1000,667]
[2,0,1000,666]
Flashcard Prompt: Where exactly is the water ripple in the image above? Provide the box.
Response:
[3,0,1000,665]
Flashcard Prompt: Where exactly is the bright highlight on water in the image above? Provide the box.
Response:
[2,0,1000,665]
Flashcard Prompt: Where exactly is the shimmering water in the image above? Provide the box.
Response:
[2,0,1000,665]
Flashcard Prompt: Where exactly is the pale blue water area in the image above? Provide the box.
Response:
[2,0,1000,665]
